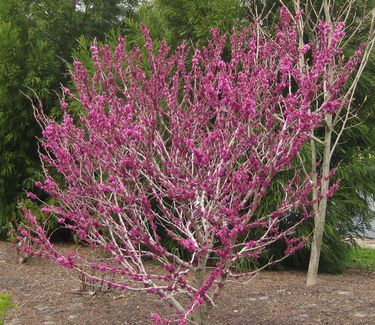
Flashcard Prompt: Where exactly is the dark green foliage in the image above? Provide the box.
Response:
[282,219,352,274]
[124,0,245,49]
[0,0,138,238]
[0,20,41,238]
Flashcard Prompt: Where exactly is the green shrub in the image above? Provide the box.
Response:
[0,293,16,325]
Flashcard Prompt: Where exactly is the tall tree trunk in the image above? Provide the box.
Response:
[306,116,332,287]
[306,0,333,287]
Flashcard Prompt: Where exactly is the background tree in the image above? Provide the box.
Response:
[288,0,375,286]
[123,0,245,48]
[242,0,375,276]
[0,0,138,238]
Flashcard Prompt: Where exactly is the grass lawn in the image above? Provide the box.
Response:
[346,246,375,271]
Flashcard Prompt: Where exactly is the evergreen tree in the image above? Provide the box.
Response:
[124,0,245,48]
[0,0,138,238]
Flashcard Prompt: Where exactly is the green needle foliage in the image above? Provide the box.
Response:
[0,293,15,325]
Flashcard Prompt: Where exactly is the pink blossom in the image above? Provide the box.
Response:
[18,10,362,323]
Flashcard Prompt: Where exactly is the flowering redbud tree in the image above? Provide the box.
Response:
[19,8,363,324]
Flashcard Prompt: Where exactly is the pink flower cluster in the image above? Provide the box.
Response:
[19,7,362,323]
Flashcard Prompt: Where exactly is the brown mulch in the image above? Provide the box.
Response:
[1,241,374,325]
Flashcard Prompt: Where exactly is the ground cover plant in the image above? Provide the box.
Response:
[18,7,365,324]
[0,293,15,325]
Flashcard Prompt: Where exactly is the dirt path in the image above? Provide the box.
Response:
[1,241,374,324]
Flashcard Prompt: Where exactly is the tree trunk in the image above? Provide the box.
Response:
[190,301,208,325]
[190,259,209,325]
[306,0,333,287]
[306,117,332,287]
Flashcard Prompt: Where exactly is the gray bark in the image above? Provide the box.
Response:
[306,117,332,287]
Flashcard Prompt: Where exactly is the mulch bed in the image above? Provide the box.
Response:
[1,241,374,324]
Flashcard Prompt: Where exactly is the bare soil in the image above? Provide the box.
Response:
[1,241,374,325]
